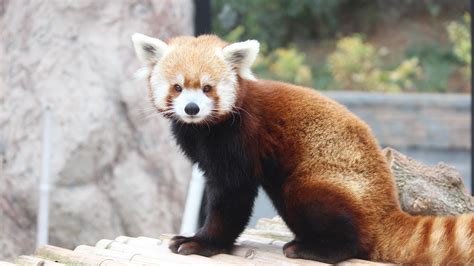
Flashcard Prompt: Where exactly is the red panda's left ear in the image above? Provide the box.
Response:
[131,33,168,65]
[222,40,260,80]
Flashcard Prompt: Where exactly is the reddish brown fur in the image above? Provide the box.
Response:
[162,35,229,88]
[233,78,474,264]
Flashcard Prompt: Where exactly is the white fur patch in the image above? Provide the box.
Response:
[175,74,185,85]
[216,76,237,114]
[173,89,214,123]
[150,65,170,109]
[134,67,149,80]
[200,74,211,85]
[222,40,260,80]
[131,33,168,64]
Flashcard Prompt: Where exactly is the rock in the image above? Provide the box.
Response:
[384,147,474,215]
[0,0,193,260]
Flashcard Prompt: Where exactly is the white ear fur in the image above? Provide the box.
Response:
[131,33,168,65]
[222,40,260,80]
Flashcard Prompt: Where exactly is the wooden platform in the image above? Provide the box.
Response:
[3,217,389,265]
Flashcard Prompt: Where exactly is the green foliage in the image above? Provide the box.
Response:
[405,43,458,92]
[212,0,346,49]
[215,4,470,93]
[255,47,313,86]
[328,36,422,92]
[222,26,313,86]
[447,13,471,80]
[311,63,335,91]
[212,0,468,49]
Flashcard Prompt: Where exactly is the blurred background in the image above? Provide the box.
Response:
[0,0,471,261]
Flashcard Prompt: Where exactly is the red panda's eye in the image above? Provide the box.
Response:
[203,85,212,93]
[174,84,182,92]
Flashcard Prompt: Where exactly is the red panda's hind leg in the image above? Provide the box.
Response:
[282,213,360,263]
[280,182,365,263]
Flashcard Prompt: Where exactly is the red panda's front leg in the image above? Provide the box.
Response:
[169,181,258,256]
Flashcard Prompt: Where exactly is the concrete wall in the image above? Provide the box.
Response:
[250,92,471,226]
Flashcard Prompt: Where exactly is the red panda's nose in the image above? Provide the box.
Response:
[184,102,200,115]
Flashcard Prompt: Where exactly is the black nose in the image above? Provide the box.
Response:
[184,102,200,115]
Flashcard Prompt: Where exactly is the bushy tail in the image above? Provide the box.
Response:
[375,212,474,264]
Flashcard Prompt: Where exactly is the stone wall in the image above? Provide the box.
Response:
[0,0,193,260]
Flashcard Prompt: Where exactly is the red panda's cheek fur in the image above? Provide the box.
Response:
[204,89,220,113]
[146,80,179,118]
[161,85,181,117]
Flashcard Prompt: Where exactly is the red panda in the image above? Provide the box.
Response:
[131,33,474,264]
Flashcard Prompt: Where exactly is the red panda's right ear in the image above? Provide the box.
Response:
[131,33,168,65]
[222,40,260,80]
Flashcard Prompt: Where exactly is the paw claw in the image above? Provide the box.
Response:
[169,235,192,254]
[283,240,300,258]
[168,235,226,257]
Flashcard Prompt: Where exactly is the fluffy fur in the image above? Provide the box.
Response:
[132,34,474,264]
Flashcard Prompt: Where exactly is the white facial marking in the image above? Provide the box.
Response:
[149,65,169,109]
[213,49,239,114]
[176,74,184,85]
[173,89,214,123]
[216,76,237,114]
[200,74,211,85]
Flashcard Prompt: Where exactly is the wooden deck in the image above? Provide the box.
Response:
[2,217,390,265]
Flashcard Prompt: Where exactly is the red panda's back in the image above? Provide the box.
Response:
[243,78,400,215]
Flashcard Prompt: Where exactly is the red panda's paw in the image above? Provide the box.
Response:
[282,240,301,258]
[169,235,227,257]
[283,240,338,263]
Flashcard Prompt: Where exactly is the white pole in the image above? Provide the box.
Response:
[179,164,205,235]
[36,107,52,247]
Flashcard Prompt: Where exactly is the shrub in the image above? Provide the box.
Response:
[212,0,348,49]
[328,36,421,92]
[222,26,313,86]
[255,47,313,86]
[405,43,458,93]
[447,13,471,80]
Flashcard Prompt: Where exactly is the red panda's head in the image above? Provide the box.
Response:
[132,33,259,124]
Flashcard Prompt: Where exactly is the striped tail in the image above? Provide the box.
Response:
[375,212,474,264]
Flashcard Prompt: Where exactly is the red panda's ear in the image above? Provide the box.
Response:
[131,33,168,65]
[222,40,260,80]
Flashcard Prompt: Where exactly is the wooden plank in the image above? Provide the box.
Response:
[242,228,293,242]
[35,245,129,266]
[232,245,323,266]
[75,245,172,265]
[159,235,325,265]
[114,236,163,249]
[16,255,65,266]
[137,236,165,245]
[113,237,256,264]
[255,217,289,230]
[236,240,391,265]
[92,240,223,264]
[15,255,65,266]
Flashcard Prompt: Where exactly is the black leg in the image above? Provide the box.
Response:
[283,237,358,264]
[282,212,361,263]
[169,181,258,256]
